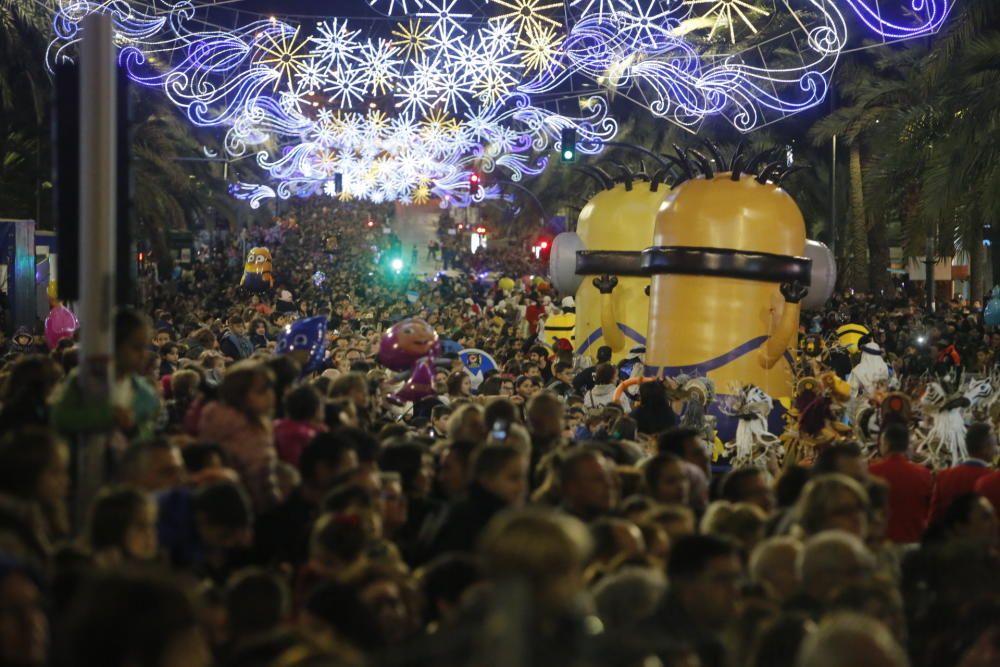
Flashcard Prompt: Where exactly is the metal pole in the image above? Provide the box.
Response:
[830,134,837,256]
[925,229,935,313]
[75,12,117,527]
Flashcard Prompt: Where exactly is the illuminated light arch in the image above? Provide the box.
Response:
[45,0,952,206]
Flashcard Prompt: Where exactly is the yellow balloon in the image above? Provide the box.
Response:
[47,281,58,300]
[836,324,870,353]
[574,184,662,362]
[645,173,807,407]
[498,277,515,291]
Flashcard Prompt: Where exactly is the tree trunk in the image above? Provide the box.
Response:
[989,222,1000,290]
[868,217,891,297]
[848,143,869,292]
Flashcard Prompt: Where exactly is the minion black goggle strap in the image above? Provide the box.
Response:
[640,246,812,285]
[575,250,646,277]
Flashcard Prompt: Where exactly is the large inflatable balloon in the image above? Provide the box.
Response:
[45,305,78,350]
[984,287,1000,327]
[276,316,328,374]
[378,318,441,402]
[641,145,834,434]
[550,175,662,362]
[240,247,274,292]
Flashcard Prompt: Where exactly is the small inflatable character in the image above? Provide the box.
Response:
[241,247,274,293]
[276,316,328,374]
[378,318,442,402]
[45,305,78,351]
[460,348,498,390]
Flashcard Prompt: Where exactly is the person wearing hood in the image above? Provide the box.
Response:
[583,363,620,410]
[848,339,890,398]
[9,327,38,356]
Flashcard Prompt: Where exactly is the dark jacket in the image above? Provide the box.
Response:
[637,592,728,667]
[254,488,317,567]
[220,332,254,360]
[421,483,508,561]
[631,402,678,436]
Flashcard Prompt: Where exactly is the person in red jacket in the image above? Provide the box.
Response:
[929,421,998,523]
[973,467,1000,514]
[869,422,933,543]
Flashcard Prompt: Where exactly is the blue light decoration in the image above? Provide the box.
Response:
[46,1,951,205]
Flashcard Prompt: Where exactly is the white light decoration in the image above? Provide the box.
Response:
[45,0,953,207]
[417,0,471,39]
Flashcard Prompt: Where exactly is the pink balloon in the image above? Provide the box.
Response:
[45,305,78,351]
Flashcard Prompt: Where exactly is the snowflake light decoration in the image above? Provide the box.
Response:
[258,25,310,91]
[359,38,402,95]
[685,0,771,44]
[310,19,361,70]
[491,0,563,41]
[516,23,564,73]
[392,18,433,59]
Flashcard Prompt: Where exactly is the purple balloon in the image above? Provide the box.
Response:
[45,305,78,351]
[378,318,440,371]
[393,358,437,402]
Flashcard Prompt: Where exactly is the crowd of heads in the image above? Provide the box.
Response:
[0,199,998,667]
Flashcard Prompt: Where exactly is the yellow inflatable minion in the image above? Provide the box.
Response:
[836,323,871,354]
[240,247,274,292]
[641,144,835,427]
[549,165,664,362]
[542,297,577,349]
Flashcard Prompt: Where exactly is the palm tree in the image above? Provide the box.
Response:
[808,48,924,295]
[862,0,1000,301]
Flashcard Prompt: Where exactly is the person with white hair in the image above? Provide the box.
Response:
[592,567,667,630]
[749,536,803,602]
[795,530,876,612]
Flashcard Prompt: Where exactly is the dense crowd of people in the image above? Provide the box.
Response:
[0,199,998,667]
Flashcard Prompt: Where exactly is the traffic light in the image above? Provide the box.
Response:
[533,237,552,260]
[560,127,577,163]
[469,171,482,195]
